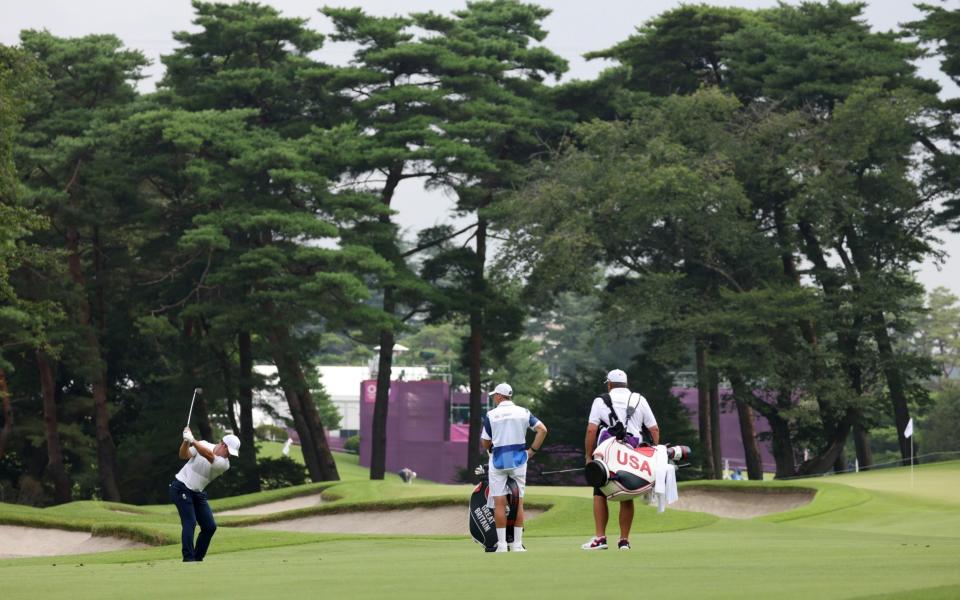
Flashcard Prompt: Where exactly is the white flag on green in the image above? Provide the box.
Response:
[904,418,914,439]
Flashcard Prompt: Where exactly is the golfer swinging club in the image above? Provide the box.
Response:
[481,383,548,552]
[169,425,240,562]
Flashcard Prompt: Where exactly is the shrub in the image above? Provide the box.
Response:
[255,423,288,442]
[924,383,960,460]
[343,435,360,453]
[258,457,308,489]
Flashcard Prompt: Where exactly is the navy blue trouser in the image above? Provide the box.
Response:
[169,479,217,562]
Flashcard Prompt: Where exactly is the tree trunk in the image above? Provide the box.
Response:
[853,421,873,472]
[237,331,259,492]
[872,313,913,465]
[193,391,214,443]
[767,412,796,479]
[836,220,913,466]
[709,369,722,479]
[0,368,12,461]
[695,340,715,478]
[794,220,867,473]
[370,289,396,480]
[836,314,872,471]
[730,375,763,480]
[266,327,339,481]
[467,310,484,473]
[37,351,71,503]
[369,163,404,480]
[217,349,240,436]
[467,216,487,473]
[297,372,340,481]
[65,224,120,501]
[279,376,321,478]
[796,411,854,475]
[833,450,846,473]
[748,389,795,478]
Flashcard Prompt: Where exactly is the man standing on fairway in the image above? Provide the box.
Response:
[169,427,240,561]
[481,383,548,553]
[582,369,659,550]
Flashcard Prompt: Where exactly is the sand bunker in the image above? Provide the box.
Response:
[0,525,149,559]
[218,493,325,516]
[248,505,544,535]
[666,487,814,519]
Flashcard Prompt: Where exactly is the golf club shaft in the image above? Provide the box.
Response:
[186,388,199,428]
[539,467,584,476]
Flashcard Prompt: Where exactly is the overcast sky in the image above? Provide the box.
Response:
[3,0,959,295]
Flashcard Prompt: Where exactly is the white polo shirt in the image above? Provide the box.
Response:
[175,441,230,492]
[481,400,541,470]
[588,388,657,438]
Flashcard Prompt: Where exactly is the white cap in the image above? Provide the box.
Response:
[492,383,513,397]
[223,434,241,457]
[605,369,628,384]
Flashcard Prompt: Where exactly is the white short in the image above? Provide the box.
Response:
[486,462,527,509]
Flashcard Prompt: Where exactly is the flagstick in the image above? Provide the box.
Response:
[910,435,915,489]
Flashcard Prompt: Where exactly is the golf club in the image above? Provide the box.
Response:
[186,387,202,428]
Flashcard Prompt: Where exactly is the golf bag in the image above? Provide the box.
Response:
[469,465,519,552]
[584,437,691,501]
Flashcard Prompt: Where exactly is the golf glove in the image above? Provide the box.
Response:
[183,428,195,443]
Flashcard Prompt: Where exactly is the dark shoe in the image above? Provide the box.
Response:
[618,539,631,550]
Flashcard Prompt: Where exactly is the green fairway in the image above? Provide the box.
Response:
[1,458,959,600]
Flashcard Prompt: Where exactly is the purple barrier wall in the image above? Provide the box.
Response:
[449,424,469,442]
[671,387,777,472]
[359,379,466,482]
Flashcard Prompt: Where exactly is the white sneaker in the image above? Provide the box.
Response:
[581,536,608,550]
[495,543,508,553]
[510,544,526,552]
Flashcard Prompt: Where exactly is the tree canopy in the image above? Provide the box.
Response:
[2,0,959,503]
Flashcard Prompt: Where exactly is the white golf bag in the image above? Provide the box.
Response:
[585,437,690,502]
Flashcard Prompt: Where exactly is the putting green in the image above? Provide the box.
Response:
[0,457,957,600]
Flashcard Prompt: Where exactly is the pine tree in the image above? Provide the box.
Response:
[15,30,147,500]
[318,6,463,479]
[413,0,570,471]
[151,2,380,482]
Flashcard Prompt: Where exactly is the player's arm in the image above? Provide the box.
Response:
[179,427,194,459]
[480,414,493,452]
[178,439,192,460]
[194,442,215,463]
[648,425,660,445]
[585,423,599,463]
[527,421,547,459]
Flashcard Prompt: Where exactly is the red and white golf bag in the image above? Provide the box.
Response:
[585,437,691,502]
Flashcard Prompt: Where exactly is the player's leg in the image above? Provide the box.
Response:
[488,467,510,552]
[618,498,634,549]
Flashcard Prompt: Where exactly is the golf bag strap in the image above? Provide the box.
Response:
[601,392,640,428]
[600,393,618,428]
[625,392,639,421]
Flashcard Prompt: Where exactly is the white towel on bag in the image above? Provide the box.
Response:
[653,445,679,513]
